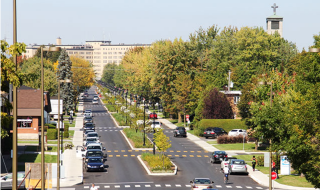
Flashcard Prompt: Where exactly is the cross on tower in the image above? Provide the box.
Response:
[271,3,278,15]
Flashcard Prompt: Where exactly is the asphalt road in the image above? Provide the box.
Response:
[73,86,267,190]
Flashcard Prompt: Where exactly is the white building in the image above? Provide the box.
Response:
[266,3,283,37]
[22,38,151,79]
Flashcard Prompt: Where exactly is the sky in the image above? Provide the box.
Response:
[1,0,320,51]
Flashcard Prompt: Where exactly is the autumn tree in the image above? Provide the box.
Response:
[154,129,172,169]
[201,87,233,119]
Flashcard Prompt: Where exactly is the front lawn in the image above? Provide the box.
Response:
[18,154,57,163]
[123,128,153,148]
[212,143,267,151]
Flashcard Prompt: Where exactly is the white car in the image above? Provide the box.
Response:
[220,156,237,170]
[228,129,247,137]
[84,109,92,117]
[190,178,215,189]
[93,95,99,100]
[150,121,162,128]
[92,99,98,104]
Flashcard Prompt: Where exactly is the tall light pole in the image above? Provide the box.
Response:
[12,1,18,189]
[41,46,60,190]
[57,78,70,190]
[258,81,273,190]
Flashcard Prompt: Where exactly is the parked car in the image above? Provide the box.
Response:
[148,112,158,119]
[220,157,237,170]
[150,121,161,128]
[1,171,26,189]
[228,129,247,137]
[173,127,187,137]
[83,116,93,124]
[83,109,92,117]
[229,159,248,174]
[84,92,89,97]
[92,99,98,104]
[84,129,95,138]
[84,156,105,172]
[93,95,99,100]
[84,137,100,146]
[190,178,215,190]
[204,127,228,139]
[210,151,228,163]
[83,122,95,131]
[86,143,105,151]
[85,132,99,140]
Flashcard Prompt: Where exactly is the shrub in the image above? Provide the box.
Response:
[217,135,248,144]
[47,129,57,140]
[141,153,172,171]
[46,124,56,129]
[63,124,69,138]
[257,155,264,166]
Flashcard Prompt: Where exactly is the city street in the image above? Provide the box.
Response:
[72,87,267,190]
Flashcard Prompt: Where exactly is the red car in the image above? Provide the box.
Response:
[148,112,158,119]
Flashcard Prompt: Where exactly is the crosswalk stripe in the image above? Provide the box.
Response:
[155,184,161,187]
[185,185,191,187]
[226,185,232,188]
[256,187,263,189]
[115,185,120,188]
[104,185,110,188]
[175,184,181,187]
[236,186,243,188]
[165,184,171,187]
[135,185,141,187]
[84,186,89,188]
[145,185,151,187]
[125,185,130,188]
[246,187,253,189]
[216,185,222,188]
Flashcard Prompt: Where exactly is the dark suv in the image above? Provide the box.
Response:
[203,127,227,139]
[174,127,187,137]
[148,112,158,119]
[210,151,228,163]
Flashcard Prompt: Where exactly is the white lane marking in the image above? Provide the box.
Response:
[104,186,110,188]
[125,185,130,188]
[165,184,171,187]
[104,130,107,131]
[175,184,181,187]
[236,186,243,188]
[246,187,253,189]
[145,185,151,187]
[155,184,161,187]
[216,185,222,188]
[115,130,118,131]
[115,185,120,188]
[256,187,263,189]
[110,130,113,131]
[135,185,141,187]
[84,186,89,188]
[185,184,191,187]
[226,185,232,188]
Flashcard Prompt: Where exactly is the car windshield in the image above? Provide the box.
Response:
[85,130,94,134]
[87,134,98,137]
[194,179,211,184]
[88,158,101,162]
[152,122,160,125]
[87,152,102,157]
[87,146,101,149]
[231,129,238,132]
[232,160,245,165]
[87,138,97,142]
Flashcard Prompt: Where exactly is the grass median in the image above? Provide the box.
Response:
[141,153,174,173]
[123,128,153,148]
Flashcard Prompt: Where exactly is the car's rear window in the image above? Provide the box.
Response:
[87,133,98,137]
[194,179,210,184]
[232,160,245,165]
[215,151,225,154]
[87,151,102,157]
[231,129,238,132]
[88,158,101,162]
[87,146,101,149]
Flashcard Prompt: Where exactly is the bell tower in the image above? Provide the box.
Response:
[266,3,283,37]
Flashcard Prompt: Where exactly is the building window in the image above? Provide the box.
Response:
[86,52,92,54]
[94,56,101,59]
[108,52,112,54]
[103,60,108,63]
[17,118,32,128]
[103,52,107,54]
[69,52,73,54]
[108,60,112,63]
[271,21,279,29]
[108,56,112,59]
[80,52,84,54]
[118,56,122,59]
[118,52,122,54]
[113,52,117,54]
[234,96,240,104]
[113,56,117,59]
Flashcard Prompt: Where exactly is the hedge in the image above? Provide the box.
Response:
[194,119,247,136]
[46,124,56,129]
[47,129,57,140]
[64,124,69,138]
[217,134,248,144]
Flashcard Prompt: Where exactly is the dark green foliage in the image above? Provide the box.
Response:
[34,45,62,63]
[202,88,234,119]
[63,124,69,138]
[57,49,74,113]
[47,129,57,140]
[45,124,56,129]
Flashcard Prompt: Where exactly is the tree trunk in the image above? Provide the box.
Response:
[178,113,182,123]
[255,139,258,151]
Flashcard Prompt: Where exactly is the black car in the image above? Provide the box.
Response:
[173,127,187,137]
[84,156,105,172]
[203,127,227,139]
[84,122,95,131]
[210,151,228,163]
[83,149,107,162]
[83,116,93,124]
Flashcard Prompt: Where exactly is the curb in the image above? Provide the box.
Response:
[120,130,153,150]
[137,155,177,176]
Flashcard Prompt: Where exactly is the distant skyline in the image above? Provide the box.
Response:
[1,0,320,51]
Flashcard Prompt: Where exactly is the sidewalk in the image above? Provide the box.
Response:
[56,102,84,187]
[158,118,317,190]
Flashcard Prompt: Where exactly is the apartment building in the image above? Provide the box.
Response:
[22,37,151,79]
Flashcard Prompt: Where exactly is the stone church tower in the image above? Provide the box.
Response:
[266,3,283,37]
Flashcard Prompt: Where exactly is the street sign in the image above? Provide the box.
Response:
[271,172,277,180]
[186,115,190,121]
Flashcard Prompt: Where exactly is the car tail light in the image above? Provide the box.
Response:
[193,185,198,188]
[214,155,218,158]
[245,165,247,168]
[204,132,206,134]
[224,163,228,165]
[211,132,215,134]
[231,165,233,168]
[207,186,212,189]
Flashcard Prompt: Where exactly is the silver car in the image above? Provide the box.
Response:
[228,159,248,174]
[220,157,237,170]
[190,178,215,190]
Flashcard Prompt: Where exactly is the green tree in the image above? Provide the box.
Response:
[57,49,74,114]
[154,129,172,169]
[34,45,62,63]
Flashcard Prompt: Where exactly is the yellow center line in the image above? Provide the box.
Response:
[182,155,187,157]
[142,150,146,152]
[124,155,128,157]
[168,155,172,157]
[197,155,201,157]
[204,151,209,153]
[175,155,179,157]
[170,150,174,152]
[121,150,126,152]
[177,151,181,152]
[107,150,111,152]
[131,155,135,157]
[109,155,113,157]
[190,151,195,153]
[204,155,209,157]
[183,151,188,153]
[197,151,201,153]
[116,155,120,157]
[135,150,139,152]
[190,155,194,157]
[128,150,132,152]
[114,150,119,152]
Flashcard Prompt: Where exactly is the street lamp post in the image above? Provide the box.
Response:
[41,46,60,190]
[258,81,273,190]
[153,100,156,155]
[125,91,128,124]
[57,79,71,190]
[143,97,146,146]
